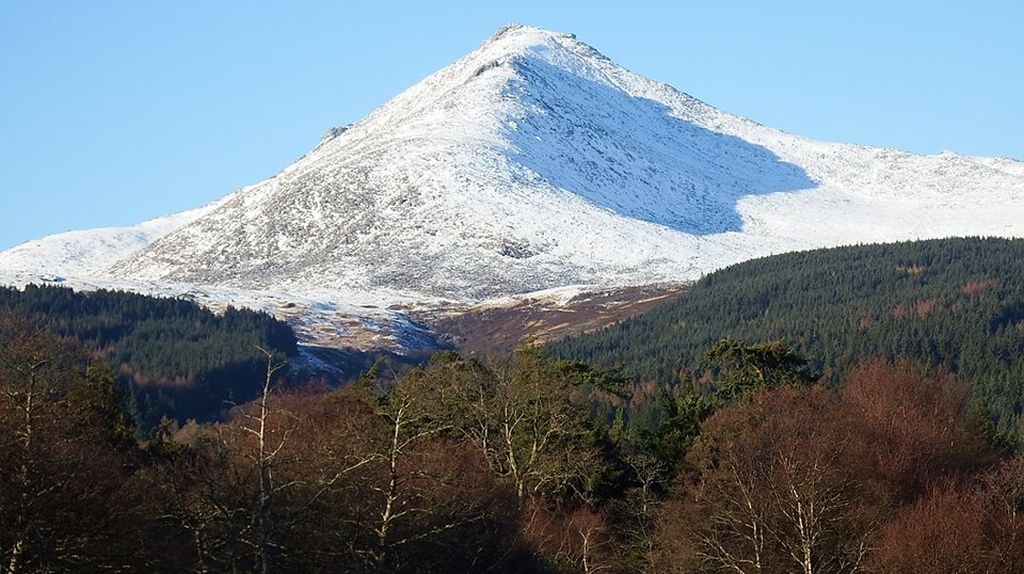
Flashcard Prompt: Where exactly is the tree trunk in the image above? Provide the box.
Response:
[6,369,40,574]
[255,356,274,574]
[376,402,404,569]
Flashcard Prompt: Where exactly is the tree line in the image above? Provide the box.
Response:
[2,313,1023,572]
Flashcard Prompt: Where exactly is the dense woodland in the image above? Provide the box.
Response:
[0,285,297,429]
[551,237,1024,442]
[2,312,1024,572]
[3,238,1024,572]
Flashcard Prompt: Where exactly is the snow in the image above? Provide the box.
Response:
[0,196,231,276]
[2,24,1023,350]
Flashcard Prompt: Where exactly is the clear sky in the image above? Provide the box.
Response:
[2,0,1022,250]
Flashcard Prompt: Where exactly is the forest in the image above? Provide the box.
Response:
[550,237,1024,442]
[2,313,1023,572]
[0,284,297,429]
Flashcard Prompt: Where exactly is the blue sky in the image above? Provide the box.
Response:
[2,0,1021,250]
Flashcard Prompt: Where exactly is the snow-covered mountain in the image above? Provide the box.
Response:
[3,24,1024,339]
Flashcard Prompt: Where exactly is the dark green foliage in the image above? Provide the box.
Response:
[700,337,818,399]
[0,284,297,428]
[638,338,814,472]
[642,389,715,470]
[550,237,1024,441]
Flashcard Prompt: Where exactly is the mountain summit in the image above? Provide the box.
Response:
[3,25,1024,308]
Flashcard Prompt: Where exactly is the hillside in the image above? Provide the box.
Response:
[550,237,1024,438]
[426,284,687,355]
[0,284,297,428]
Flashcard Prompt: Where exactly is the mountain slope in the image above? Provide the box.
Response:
[2,24,1024,322]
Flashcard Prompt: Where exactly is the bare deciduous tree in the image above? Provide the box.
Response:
[663,386,880,574]
[0,316,132,573]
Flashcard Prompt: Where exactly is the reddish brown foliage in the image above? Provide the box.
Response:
[521,502,623,574]
[961,280,995,297]
[654,359,1003,573]
[840,359,996,500]
[655,386,882,574]
[912,298,938,318]
[871,459,1024,574]
[870,484,989,574]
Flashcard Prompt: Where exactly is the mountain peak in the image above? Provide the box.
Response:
[468,24,596,71]
[484,23,575,46]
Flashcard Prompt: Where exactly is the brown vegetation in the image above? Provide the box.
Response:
[650,360,1009,574]
[1,320,1020,573]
